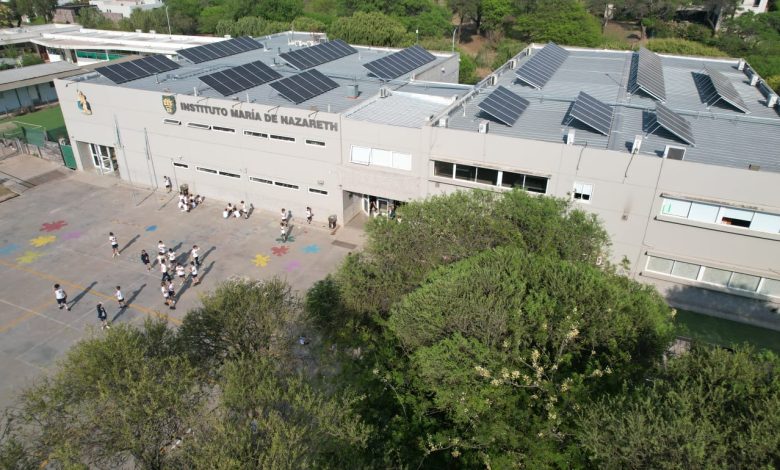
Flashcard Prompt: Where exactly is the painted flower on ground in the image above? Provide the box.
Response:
[40,220,67,232]
[29,235,56,247]
[17,251,42,264]
[271,246,289,257]
[252,254,270,267]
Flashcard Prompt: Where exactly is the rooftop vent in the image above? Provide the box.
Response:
[346,84,359,98]
[737,59,746,70]
[631,135,643,154]
[438,117,448,127]
[768,94,778,107]
[488,75,497,86]
[379,87,390,98]
[509,59,517,69]
[663,145,685,160]
[566,129,575,145]
[749,73,759,86]
[478,120,489,134]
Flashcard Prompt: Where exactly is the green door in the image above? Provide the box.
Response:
[60,144,77,170]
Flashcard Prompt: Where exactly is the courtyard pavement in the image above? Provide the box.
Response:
[0,155,366,411]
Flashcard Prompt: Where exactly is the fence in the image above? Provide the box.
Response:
[0,122,75,169]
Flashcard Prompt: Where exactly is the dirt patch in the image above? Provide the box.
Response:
[603,21,644,45]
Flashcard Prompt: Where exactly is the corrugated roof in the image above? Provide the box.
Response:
[345,90,457,128]
[0,61,78,85]
[444,46,780,173]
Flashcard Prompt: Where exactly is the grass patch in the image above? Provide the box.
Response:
[0,105,65,131]
[675,309,780,354]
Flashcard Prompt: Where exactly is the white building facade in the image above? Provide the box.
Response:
[54,33,780,329]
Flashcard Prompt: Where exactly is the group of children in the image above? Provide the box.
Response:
[140,242,202,309]
[53,283,122,330]
[223,201,251,219]
[278,207,313,243]
[178,193,205,212]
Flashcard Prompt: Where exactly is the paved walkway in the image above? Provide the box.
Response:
[0,155,366,410]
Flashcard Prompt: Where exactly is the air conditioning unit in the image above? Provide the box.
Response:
[768,94,778,107]
[488,75,497,86]
[631,135,643,154]
[509,59,517,69]
[566,129,575,145]
[478,121,489,134]
[750,73,759,86]
[379,87,390,98]
[737,59,746,70]
[438,117,448,127]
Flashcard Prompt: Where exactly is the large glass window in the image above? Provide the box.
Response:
[476,167,499,186]
[434,161,453,177]
[501,171,524,189]
[89,144,116,173]
[671,260,700,280]
[729,273,760,292]
[759,278,780,297]
[646,256,674,275]
[701,267,731,286]
[660,198,780,236]
[455,164,477,182]
[524,175,548,194]
[661,198,691,217]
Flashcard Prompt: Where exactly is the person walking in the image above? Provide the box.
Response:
[190,261,200,286]
[164,176,172,193]
[176,263,186,286]
[140,249,151,271]
[191,245,200,267]
[54,284,70,311]
[161,281,174,309]
[281,208,288,225]
[167,248,177,264]
[241,201,249,219]
[305,206,313,224]
[157,240,166,255]
[115,286,125,308]
[160,260,171,282]
[96,302,110,330]
[167,280,176,302]
[109,232,120,257]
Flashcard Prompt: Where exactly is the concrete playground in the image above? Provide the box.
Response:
[0,155,365,411]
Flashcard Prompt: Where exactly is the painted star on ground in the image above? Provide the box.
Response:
[29,235,56,247]
[252,254,270,267]
[16,251,42,264]
[302,244,320,254]
[40,220,68,232]
[271,245,289,257]
[0,243,20,256]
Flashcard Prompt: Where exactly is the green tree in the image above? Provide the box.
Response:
[2,320,204,469]
[20,53,43,66]
[198,4,232,33]
[327,11,412,46]
[459,49,480,83]
[172,356,371,468]
[480,0,513,36]
[512,0,604,47]
[374,246,674,466]
[76,6,115,29]
[578,346,780,468]
[253,0,304,22]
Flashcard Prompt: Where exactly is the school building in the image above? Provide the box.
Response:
[53,32,780,328]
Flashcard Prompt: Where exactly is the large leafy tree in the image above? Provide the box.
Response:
[2,320,203,469]
[578,346,780,468]
[327,11,412,46]
[511,0,603,46]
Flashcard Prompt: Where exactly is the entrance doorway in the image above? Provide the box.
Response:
[89,143,118,174]
[361,194,399,218]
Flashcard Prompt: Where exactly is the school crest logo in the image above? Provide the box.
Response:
[162,95,176,115]
[76,91,91,115]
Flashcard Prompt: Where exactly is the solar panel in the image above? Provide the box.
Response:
[569,91,614,135]
[198,60,282,96]
[269,69,339,104]
[280,39,357,70]
[95,55,180,84]
[515,42,569,89]
[705,67,749,113]
[363,45,436,80]
[655,103,695,145]
[177,36,262,64]
[477,85,530,126]
[634,47,666,101]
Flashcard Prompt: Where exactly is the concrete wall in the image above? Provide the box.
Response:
[415,53,460,84]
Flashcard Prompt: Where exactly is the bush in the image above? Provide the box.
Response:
[765,75,780,93]
[492,38,525,68]
[327,11,411,46]
[292,16,326,32]
[458,50,479,84]
[645,38,728,57]
[20,53,43,67]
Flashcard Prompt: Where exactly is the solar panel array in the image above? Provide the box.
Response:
[705,67,749,113]
[95,55,180,84]
[569,91,614,135]
[269,69,339,104]
[198,61,282,96]
[177,36,261,64]
[655,103,695,145]
[477,85,530,126]
[635,47,666,101]
[363,45,436,80]
[514,42,569,89]
[279,39,357,70]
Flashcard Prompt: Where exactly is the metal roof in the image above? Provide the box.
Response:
[443,45,780,173]
[67,32,462,118]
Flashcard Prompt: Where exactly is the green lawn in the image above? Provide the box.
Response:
[0,105,65,130]
[675,309,780,354]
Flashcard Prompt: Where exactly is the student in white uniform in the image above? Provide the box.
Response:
[190,261,200,286]
[109,232,119,257]
[54,284,70,311]
[115,286,125,308]
[176,264,186,286]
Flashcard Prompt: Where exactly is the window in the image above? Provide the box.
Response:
[244,130,268,138]
[660,197,780,235]
[163,119,181,125]
[270,134,295,142]
[671,260,700,280]
[750,213,780,234]
[249,176,272,185]
[476,168,499,186]
[501,171,524,189]
[187,122,211,130]
[687,202,719,223]
[196,166,217,174]
[573,182,593,202]
[646,256,674,275]
[219,170,240,178]
[729,273,760,292]
[701,267,731,286]
[524,175,548,194]
[454,164,477,182]
[305,139,325,147]
[661,198,691,217]
[212,126,235,133]
[753,0,761,7]
[759,278,780,297]
[719,207,753,228]
[434,161,454,177]
[173,162,189,169]
[274,181,299,190]
[350,146,412,170]
[309,188,328,195]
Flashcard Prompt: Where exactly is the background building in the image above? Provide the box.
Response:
[54,32,780,328]
[88,0,163,20]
